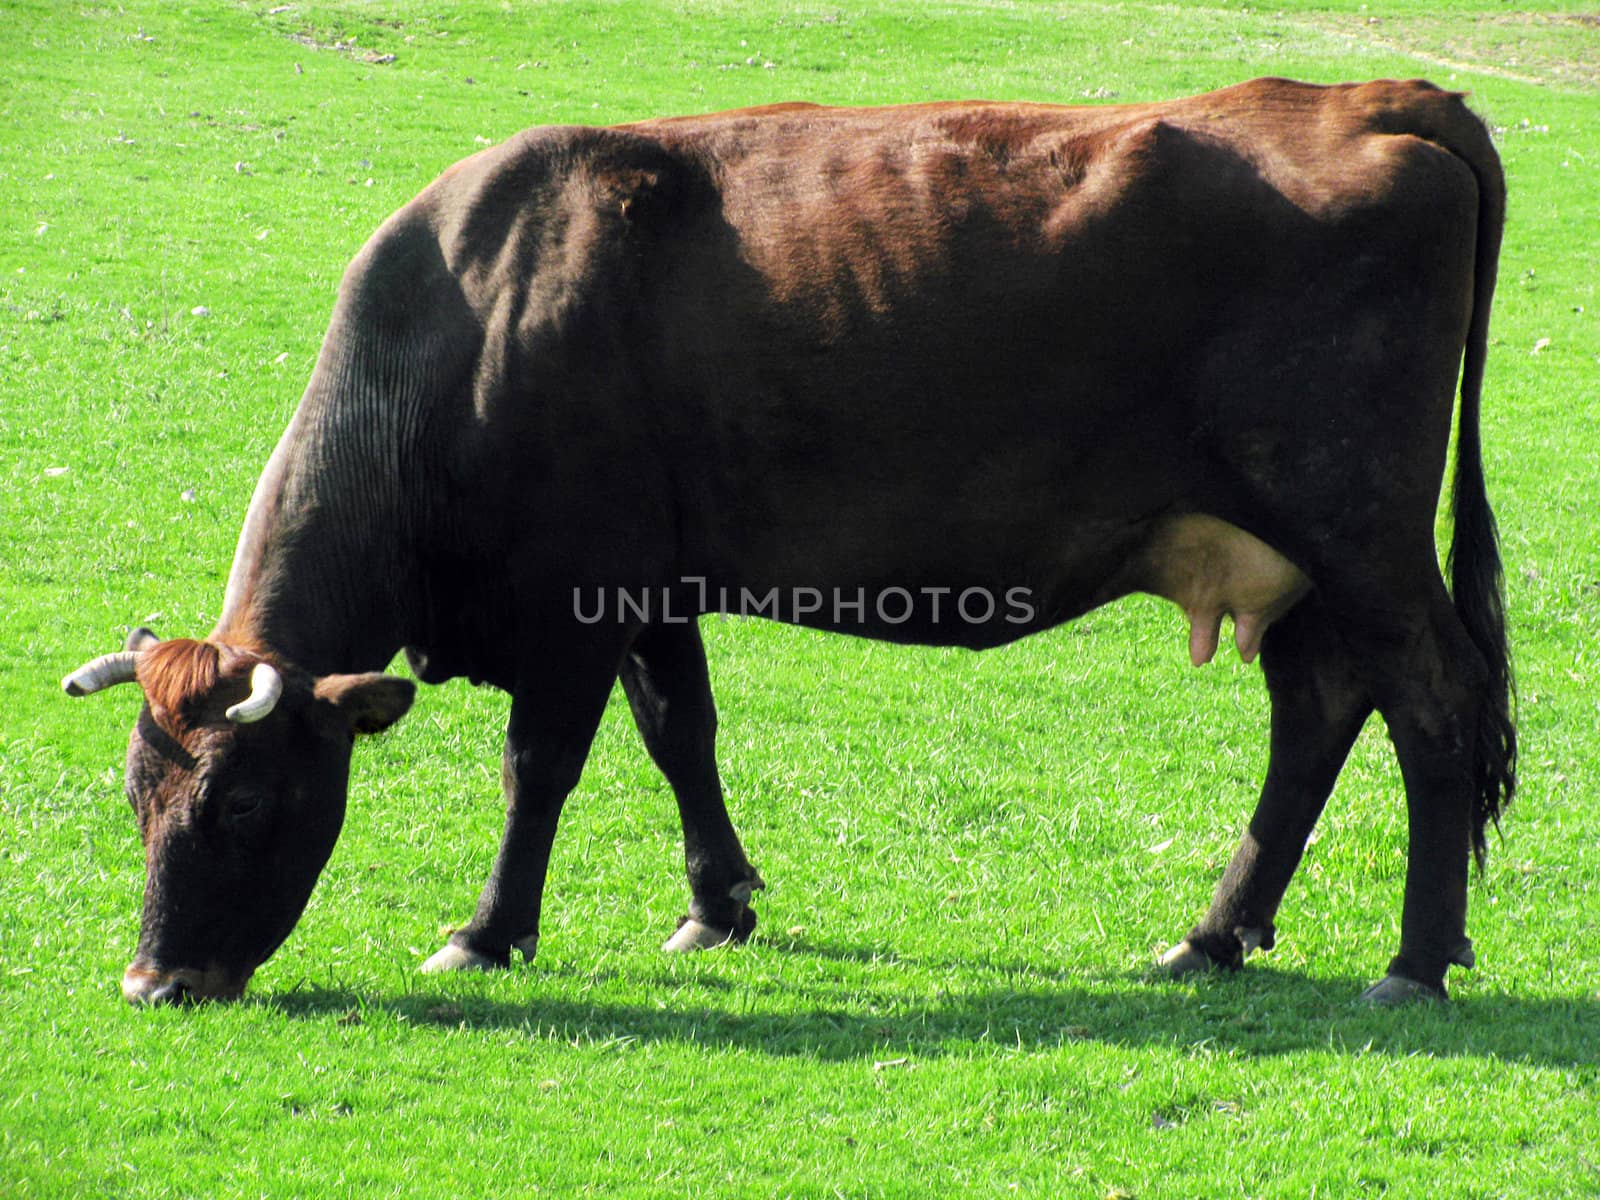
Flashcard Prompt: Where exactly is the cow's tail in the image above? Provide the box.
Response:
[1435,94,1515,867]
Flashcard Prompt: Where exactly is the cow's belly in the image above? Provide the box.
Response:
[692,507,1308,661]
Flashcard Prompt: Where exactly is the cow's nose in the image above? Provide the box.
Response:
[145,977,194,1006]
[121,964,194,1006]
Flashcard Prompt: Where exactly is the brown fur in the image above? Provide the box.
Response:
[135,639,264,729]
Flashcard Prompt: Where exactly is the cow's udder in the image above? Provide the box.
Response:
[1140,514,1311,667]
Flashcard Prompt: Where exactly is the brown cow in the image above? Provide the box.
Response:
[66,78,1513,1006]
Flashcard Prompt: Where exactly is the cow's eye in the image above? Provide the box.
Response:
[227,793,264,820]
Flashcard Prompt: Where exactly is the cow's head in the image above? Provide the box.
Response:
[63,629,414,1004]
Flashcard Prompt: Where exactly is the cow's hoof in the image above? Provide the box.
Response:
[662,918,739,952]
[1359,974,1447,1006]
[420,941,502,973]
[1159,939,1219,978]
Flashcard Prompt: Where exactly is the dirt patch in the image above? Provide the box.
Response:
[283,30,397,64]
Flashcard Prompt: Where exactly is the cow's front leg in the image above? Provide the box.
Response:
[619,621,764,952]
[1163,599,1370,976]
[422,638,623,973]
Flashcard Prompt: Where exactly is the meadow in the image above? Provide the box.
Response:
[2,1,1598,1196]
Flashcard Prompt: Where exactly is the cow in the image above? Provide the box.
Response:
[65,77,1513,1007]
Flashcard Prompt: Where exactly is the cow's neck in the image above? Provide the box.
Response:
[213,359,425,677]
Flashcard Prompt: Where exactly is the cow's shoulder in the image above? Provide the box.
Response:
[400,125,697,288]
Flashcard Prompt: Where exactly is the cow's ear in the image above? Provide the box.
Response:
[314,673,416,736]
[125,626,161,653]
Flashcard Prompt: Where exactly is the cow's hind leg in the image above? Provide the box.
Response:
[620,621,764,952]
[422,632,626,972]
[1163,597,1370,976]
[1355,583,1489,1002]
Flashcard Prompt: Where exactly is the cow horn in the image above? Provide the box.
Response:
[62,650,144,697]
[225,662,283,724]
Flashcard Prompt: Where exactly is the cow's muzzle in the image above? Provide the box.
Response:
[121,962,250,1005]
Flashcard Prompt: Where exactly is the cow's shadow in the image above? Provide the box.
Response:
[263,935,1600,1069]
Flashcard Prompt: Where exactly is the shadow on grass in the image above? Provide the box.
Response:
[258,937,1600,1069]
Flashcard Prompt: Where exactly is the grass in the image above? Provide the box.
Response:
[3,0,1599,1196]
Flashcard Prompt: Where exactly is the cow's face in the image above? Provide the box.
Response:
[65,632,414,1004]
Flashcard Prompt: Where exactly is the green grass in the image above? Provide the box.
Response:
[3,1,1599,1196]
